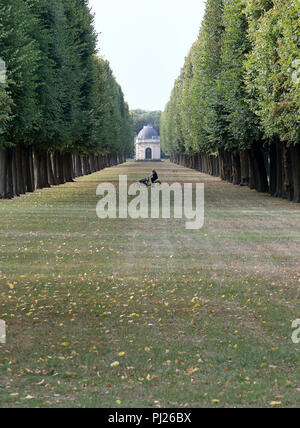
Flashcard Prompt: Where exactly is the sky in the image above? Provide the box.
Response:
[89,0,205,112]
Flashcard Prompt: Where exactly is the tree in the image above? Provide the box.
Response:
[246,0,300,201]
[0,60,12,145]
[181,42,198,154]
[0,0,132,199]
[161,77,185,156]
[131,110,162,136]
[0,0,40,197]
[218,0,266,187]
[162,0,299,202]
[0,58,13,198]
[191,0,225,153]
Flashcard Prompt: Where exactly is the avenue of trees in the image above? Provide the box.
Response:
[0,0,133,199]
[161,0,300,202]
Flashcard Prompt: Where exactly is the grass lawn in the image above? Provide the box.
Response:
[0,160,300,408]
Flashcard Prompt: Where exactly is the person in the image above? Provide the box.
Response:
[151,169,159,184]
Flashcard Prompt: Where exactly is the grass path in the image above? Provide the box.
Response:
[0,160,300,408]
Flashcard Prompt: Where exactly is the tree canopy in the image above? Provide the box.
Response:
[161,0,300,202]
[131,110,162,136]
[0,0,133,199]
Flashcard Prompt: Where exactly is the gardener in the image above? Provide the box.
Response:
[151,169,159,184]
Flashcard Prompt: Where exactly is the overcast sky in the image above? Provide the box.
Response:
[89,0,205,112]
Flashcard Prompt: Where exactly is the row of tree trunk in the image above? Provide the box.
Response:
[171,143,300,203]
[0,144,126,199]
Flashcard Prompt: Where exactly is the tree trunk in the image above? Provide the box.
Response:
[275,143,284,198]
[15,144,25,195]
[33,149,41,189]
[26,147,35,192]
[224,151,232,182]
[75,155,83,177]
[231,151,241,185]
[282,144,293,201]
[20,145,28,193]
[240,151,249,187]
[47,152,55,186]
[57,152,65,184]
[291,144,300,203]
[249,142,269,193]
[269,143,277,196]
[0,147,7,198]
[40,150,50,188]
[12,147,19,197]
[219,148,225,180]
[64,153,74,182]
[6,148,13,199]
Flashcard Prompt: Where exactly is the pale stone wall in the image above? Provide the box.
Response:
[135,139,161,161]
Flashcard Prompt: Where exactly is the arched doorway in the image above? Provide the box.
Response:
[145,147,152,160]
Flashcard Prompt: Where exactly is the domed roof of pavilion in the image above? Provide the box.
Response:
[137,125,159,140]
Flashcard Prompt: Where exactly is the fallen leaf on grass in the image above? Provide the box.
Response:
[270,401,282,407]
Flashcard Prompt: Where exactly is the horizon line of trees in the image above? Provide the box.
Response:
[131,109,162,136]
[161,0,300,203]
[0,0,134,200]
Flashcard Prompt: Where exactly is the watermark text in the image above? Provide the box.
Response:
[292,319,300,344]
[0,319,6,344]
[96,176,204,230]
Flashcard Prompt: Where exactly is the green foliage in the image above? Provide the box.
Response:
[64,0,98,151]
[131,110,162,135]
[162,0,299,156]
[0,0,132,155]
[181,43,198,153]
[24,0,76,150]
[91,57,133,156]
[219,0,260,150]
[191,0,225,152]
[245,0,300,144]
[161,0,227,155]
[0,83,13,146]
[0,0,40,145]
[161,77,185,155]
[0,55,13,146]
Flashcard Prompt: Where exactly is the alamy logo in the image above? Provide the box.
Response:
[96,176,205,230]
[0,320,6,344]
[292,319,300,344]
[0,58,7,84]
[292,59,300,84]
